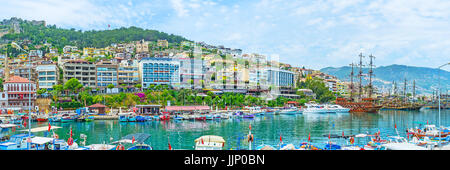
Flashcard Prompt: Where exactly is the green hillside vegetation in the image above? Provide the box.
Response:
[2,19,188,50]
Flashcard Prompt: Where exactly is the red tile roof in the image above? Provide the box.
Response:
[5,76,32,83]
[88,103,107,108]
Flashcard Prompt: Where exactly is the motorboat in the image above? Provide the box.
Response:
[112,133,152,150]
[0,134,35,150]
[303,104,334,114]
[194,135,225,150]
[326,104,350,113]
[280,107,300,115]
[407,124,450,138]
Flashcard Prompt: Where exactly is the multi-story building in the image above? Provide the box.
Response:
[36,64,58,90]
[63,46,78,53]
[266,68,295,88]
[96,61,119,93]
[139,58,180,89]
[118,60,140,88]
[63,60,96,88]
[4,76,36,111]
[13,66,36,82]
[175,58,206,89]
[157,39,169,48]
[135,39,149,53]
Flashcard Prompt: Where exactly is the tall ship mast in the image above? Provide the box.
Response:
[357,53,365,100]
[368,54,375,98]
[336,53,382,113]
[349,63,356,102]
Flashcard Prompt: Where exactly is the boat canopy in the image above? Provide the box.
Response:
[381,143,428,150]
[195,135,225,144]
[31,137,55,145]
[19,126,61,133]
[114,133,150,144]
[0,124,18,128]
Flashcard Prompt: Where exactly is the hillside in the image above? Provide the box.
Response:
[320,64,450,95]
[0,17,188,50]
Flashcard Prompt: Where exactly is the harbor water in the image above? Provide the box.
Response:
[4,109,449,150]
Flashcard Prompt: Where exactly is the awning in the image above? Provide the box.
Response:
[19,126,61,133]
[195,135,225,143]
[88,103,107,108]
[0,124,18,128]
[31,137,55,145]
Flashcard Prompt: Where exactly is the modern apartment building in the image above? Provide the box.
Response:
[175,58,206,89]
[139,58,180,89]
[62,60,96,88]
[96,61,119,93]
[118,60,140,88]
[13,66,36,82]
[266,68,295,88]
[36,64,58,90]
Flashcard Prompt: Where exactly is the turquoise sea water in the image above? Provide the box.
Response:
[5,109,450,150]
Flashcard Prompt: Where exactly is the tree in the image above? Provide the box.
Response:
[64,78,81,94]
[107,84,115,92]
[135,84,142,92]
[37,88,47,97]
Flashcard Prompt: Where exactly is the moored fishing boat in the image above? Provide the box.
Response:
[127,114,137,122]
[136,115,146,122]
[49,116,61,122]
[112,133,152,150]
[61,115,76,123]
[194,135,225,150]
[0,134,35,150]
[85,116,95,122]
[118,112,129,122]
[280,107,299,115]
[407,124,450,138]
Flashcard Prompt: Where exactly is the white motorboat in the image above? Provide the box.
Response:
[280,107,300,115]
[326,104,350,113]
[194,135,225,150]
[303,104,334,114]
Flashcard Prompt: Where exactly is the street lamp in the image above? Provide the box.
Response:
[11,42,32,139]
[438,62,450,149]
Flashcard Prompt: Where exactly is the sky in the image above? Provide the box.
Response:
[1,0,450,71]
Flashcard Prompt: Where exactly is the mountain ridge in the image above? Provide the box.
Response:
[320,64,450,95]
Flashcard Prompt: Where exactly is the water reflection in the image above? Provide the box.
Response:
[4,109,449,150]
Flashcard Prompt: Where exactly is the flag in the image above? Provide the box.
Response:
[132,136,135,144]
[48,122,51,132]
[308,133,311,142]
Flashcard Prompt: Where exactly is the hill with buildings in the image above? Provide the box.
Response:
[0,17,189,50]
[320,64,450,95]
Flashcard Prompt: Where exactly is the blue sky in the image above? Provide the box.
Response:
[1,0,450,71]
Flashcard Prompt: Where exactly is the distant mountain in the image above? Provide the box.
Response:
[320,64,450,95]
